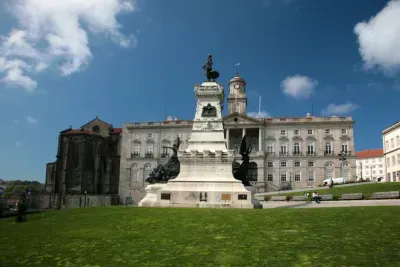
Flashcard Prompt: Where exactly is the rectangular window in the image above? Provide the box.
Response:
[341,143,348,153]
[293,143,300,154]
[267,174,273,181]
[294,130,299,135]
[294,161,300,167]
[148,133,153,139]
[392,155,395,166]
[397,154,400,165]
[325,129,330,134]
[280,130,286,135]
[325,170,333,180]
[132,144,140,157]
[307,143,315,155]
[308,171,314,181]
[390,138,394,148]
[280,144,287,155]
[387,173,391,182]
[267,162,273,167]
[341,129,347,134]
[308,161,314,167]
[396,136,400,146]
[294,172,301,181]
[267,144,274,153]
[280,173,287,181]
[280,161,287,167]
[307,129,313,135]
[387,157,390,167]
[393,172,396,182]
[385,141,389,150]
[147,145,153,153]
[325,142,332,154]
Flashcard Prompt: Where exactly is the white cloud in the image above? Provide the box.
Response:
[354,0,400,75]
[247,111,272,118]
[25,116,37,124]
[281,75,318,99]
[321,103,359,116]
[0,0,136,91]
[16,141,23,148]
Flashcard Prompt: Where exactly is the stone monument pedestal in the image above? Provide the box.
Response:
[151,80,253,209]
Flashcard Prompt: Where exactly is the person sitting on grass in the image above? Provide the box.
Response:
[312,192,320,204]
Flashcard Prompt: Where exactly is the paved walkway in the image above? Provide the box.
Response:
[261,199,400,209]
[254,182,377,198]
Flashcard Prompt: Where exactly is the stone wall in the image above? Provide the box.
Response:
[28,193,119,210]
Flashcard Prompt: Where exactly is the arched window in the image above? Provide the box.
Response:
[325,162,334,180]
[129,163,139,186]
[246,162,258,181]
[143,163,152,185]
[342,163,350,180]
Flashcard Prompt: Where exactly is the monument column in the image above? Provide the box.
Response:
[258,128,262,151]
[242,128,246,138]
[226,129,230,149]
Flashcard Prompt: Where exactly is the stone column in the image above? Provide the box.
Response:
[93,142,101,194]
[226,129,230,149]
[242,128,246,138]
[258,128,262,151]
[78,140,84,193]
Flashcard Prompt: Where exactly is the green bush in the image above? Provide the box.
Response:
[286,196,292,201]
[332,196,340,201]
[264,196,270,201]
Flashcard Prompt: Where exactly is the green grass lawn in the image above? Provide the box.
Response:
[268,182,400,199]
[1,207,400,267]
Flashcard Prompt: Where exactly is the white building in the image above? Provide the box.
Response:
[355,149,384,181]
[118,74,356,204]
[382,121,400,182]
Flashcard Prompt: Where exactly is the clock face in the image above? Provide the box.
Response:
[234,84,240,89]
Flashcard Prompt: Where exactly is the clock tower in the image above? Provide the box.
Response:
[227,73,247,115]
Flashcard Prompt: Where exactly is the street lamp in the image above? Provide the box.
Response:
[338,151,347,183]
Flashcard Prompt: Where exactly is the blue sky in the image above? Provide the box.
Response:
[0,0,399,182]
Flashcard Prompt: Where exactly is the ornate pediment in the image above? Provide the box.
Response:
[306,135,317,141]
[292,136,303,141]
[223,113,263,125]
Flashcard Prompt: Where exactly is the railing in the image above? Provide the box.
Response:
[324,151,334,156]
[306,152,316,156]
[131,153,140,158]
[266,152,275,156]
[279,152,288,156]
[145,153,153,158]
[160,153,169,158]
[293,152,302,156]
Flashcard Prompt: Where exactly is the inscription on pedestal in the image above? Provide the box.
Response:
[161,193,171,200]
[238,194,247,200]
[221,194,231,201]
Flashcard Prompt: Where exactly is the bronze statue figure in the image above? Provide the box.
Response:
[162,136,180,157]
[202,54,220,82]
[145,136,181,184]
[232,134,253,186]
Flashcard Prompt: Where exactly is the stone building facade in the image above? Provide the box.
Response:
[45,117,121,208]
[382,121,400,182]
[355,149,384,181]
[119,74,356,204]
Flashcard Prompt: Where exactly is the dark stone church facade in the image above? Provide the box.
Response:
[44,117,121,208]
